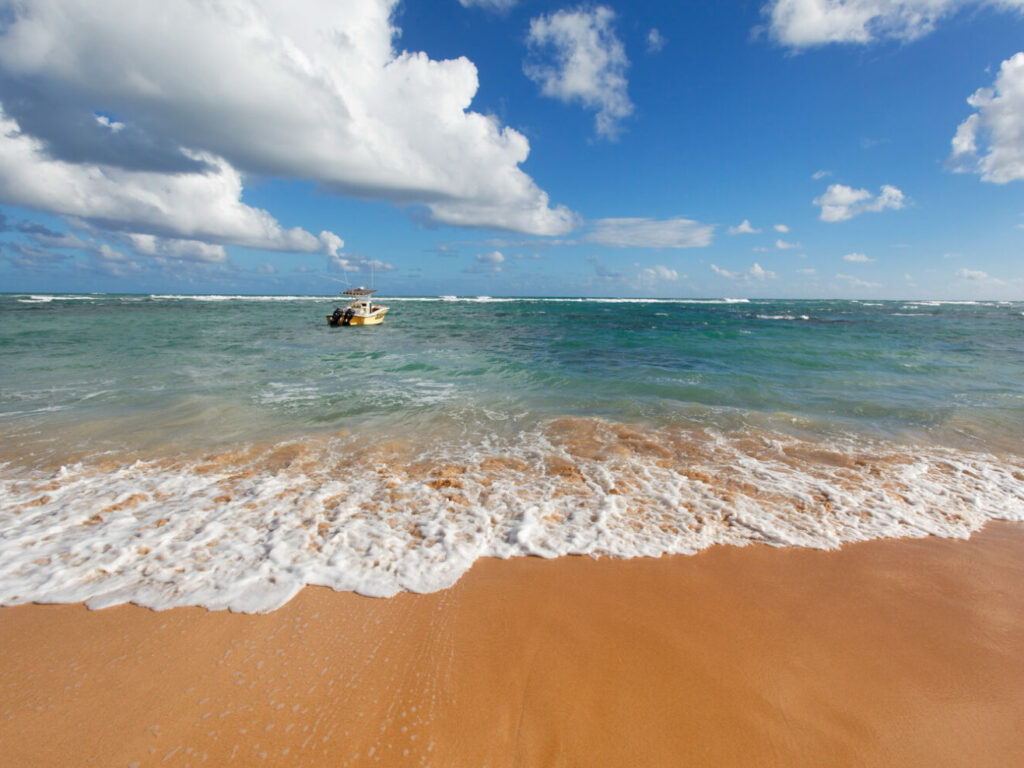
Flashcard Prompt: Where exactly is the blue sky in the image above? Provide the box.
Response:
[1,0,1022,298]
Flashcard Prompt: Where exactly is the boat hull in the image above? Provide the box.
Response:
[348,310,387,326]
[326,307,389,327]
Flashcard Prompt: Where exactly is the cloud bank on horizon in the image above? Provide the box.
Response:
[0,0,1022,298]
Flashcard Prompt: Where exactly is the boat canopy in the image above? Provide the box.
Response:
[341,288,377,296]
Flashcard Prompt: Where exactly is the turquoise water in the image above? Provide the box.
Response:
[4,294,1023,455]
[2,294,1023,610]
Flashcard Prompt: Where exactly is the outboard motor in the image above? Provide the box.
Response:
[331,307,344,325]
[342,307,355,326]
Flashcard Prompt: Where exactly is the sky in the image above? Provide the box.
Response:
[0,0,1023,299]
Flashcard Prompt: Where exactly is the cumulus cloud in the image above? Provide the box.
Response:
[327,250,394,275]
[711,262,777,281]
[957,267,989,280]
[763,0,1024,48]
[641,264,679,281]
[836,272,882,289]
[94,114,124,133]
[0,0,574,238]
[586,217,713,248]
[33,231,89,250]
[633,263,681,290]
[1,242,70,269]
[774,223,790,232]
[125,234,228,263]
[458,0,518,10]
[91,243,140,277]
[950,52,1024,183]
[525,5,633,140]
[775,238,800,249]
[955,267,1006,286]
[0,107,331,255]
[843,252,875,262]
[0,215,233,274]
[728,219,761,235]
[646,28,667,53]
[814,183,905,222]
[461,249,506,274]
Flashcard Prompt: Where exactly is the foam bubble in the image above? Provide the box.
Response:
[1,420,1022,613]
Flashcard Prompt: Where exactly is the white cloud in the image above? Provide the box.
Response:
[586,217,713,248]
[257,262,278,274]
[88,243,141,277]
[0,0,575,237]
[774,223,790,232]
[814,183,905,222]
[94,114,124,133]
[711,262,777,281]
[775,238,800,249]
[812,169,831,180]
[2,242,70,269]
[126,234,228,263]
[525,5,633,140]
[711,264,740,280]
[32,231,89,250]
[646,28,667,53]
[836,272,882,289]
[365,258,392,273]
[320,232,345,261]
[464,252,505,275]
[728,219,761,235]
[644,264,679,281]
[327,251,394,275]
[843,252,875,262]
[950,52,1024,183]
[0,107,335,255]
[955,267,1006,285]
[458,0,518,10]
[957,267,989,280]
[764,0,1024,48]
[797,267,817,274]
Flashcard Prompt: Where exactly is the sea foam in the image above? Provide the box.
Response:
[2,420,1022,613]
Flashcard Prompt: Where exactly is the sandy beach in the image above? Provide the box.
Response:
[2,524,1023,767]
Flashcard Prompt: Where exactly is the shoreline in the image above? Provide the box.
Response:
[2,525,1024,766]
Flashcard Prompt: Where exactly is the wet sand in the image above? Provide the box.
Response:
[2,524,1023,767]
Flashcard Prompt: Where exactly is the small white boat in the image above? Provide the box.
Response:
[327,288,389,326]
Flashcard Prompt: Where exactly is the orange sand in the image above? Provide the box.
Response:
[2,524,1023,767]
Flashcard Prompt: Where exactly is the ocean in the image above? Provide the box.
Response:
[2,293,1023,612]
